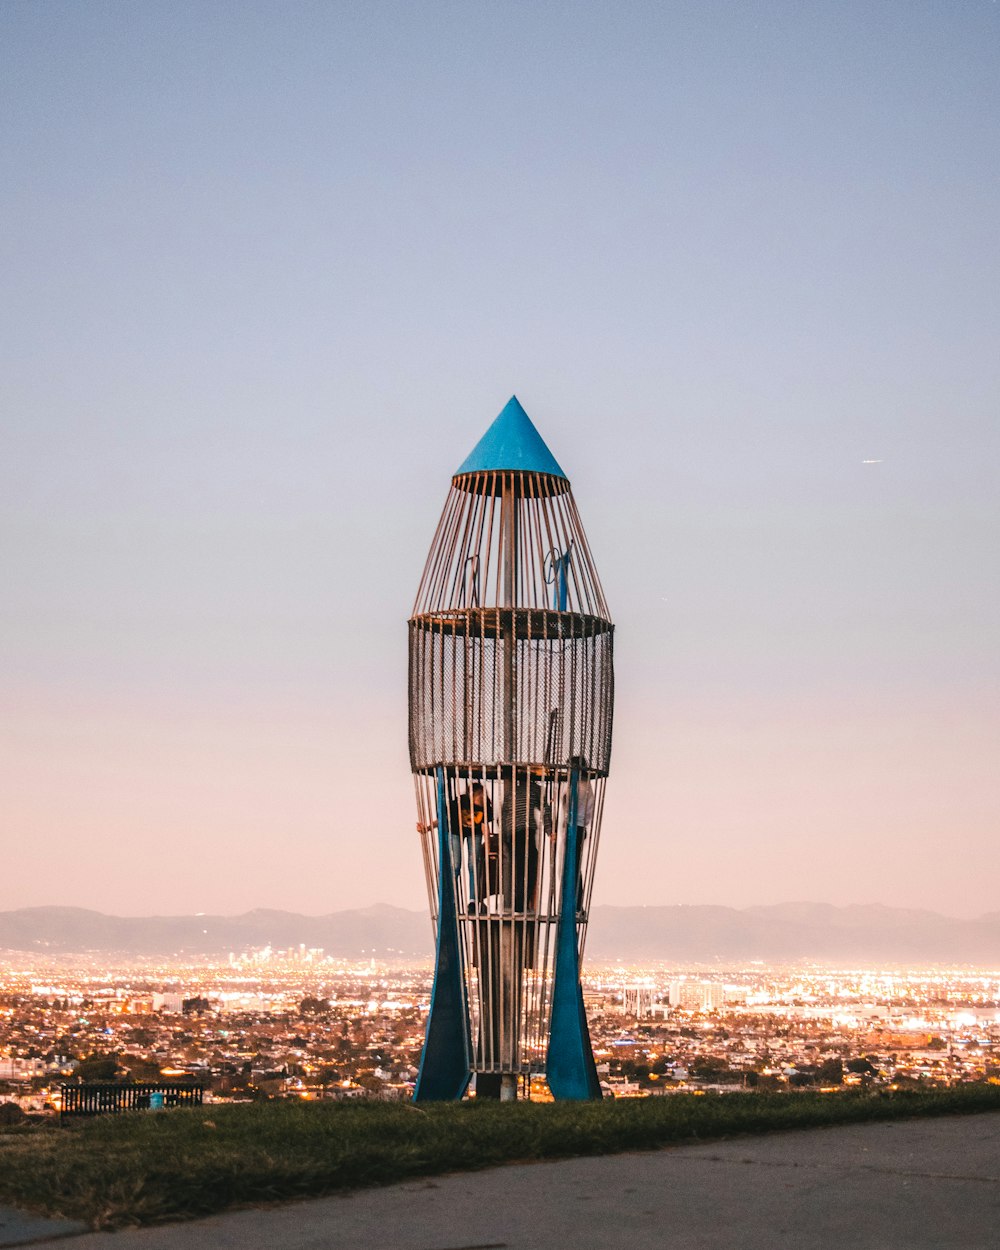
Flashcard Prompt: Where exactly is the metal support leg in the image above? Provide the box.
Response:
[414,768,472,1102]
[546,768,602,1100]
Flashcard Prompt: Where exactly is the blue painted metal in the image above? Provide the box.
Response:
[545,544,573,611]
[414,769,472,1102]
[454,396,568,479]
[546,768,602,1100]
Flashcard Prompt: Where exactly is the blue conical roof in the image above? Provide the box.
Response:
[454,396,567,479]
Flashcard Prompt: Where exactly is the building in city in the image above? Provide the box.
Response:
[622,984,656,1018]
[669,980,725,1012]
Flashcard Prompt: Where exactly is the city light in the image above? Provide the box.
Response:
[1,951,998,1115]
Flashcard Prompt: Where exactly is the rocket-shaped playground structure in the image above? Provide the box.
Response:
[409,397,614,1101]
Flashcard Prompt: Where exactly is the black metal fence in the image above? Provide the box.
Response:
[60,1083,204,1118]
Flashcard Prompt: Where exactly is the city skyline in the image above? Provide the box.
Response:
[7,897,1000,966]
[2,2,998,918]
[3,950,1000,1115]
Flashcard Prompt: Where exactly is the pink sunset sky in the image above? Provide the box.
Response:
[2,2,998,917]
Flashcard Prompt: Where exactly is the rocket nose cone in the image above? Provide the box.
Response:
[454,397,567,479]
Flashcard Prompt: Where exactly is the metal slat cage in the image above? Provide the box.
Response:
[410,465,614,1091]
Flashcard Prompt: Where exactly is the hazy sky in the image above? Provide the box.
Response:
[2,1,998,918]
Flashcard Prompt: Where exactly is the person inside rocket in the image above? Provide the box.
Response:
[417,780,495,910]
[500,766,547,913]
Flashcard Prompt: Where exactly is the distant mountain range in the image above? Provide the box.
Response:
[2,902,1000,963]
[0,905,431,960]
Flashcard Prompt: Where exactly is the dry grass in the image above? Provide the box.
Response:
[1,1084,999,1230]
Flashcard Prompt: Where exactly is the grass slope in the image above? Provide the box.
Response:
[2,1086,1000,1231]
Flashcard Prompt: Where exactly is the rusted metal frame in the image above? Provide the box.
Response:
[550,484,579,612]
[479,471,496,607]
[436,486,472,615]
[412,624,422,766]
[576,631,588,766]
[542,762,563,1063]
[553,486,586,615]
[537,636,557,1063]
[520,470,535,607]
[598,631,610,766]
[600,641,613,772]
[443,626,454,764]
[425,485,465,612]
[587,629,600,775]
[526,476,545,611]
[469,609,491,1069]
[425,630,435,766]
[499,469,516,1074]
[521,483,539,611]
[413,768,435,922]
[548,487,588,618]
[463,489,490,766]
[518,478,534,611]
[534,819,556,1057]
[586,633,599,772]
[582,630,597,775]
[467,482,491,610]
[522,472,555,1070]
[457,482,485,610]
[448,485,480,612]
[501,472,515,610]
[430,486,464,611]
[487,486,504,1069]
[416,772,439,925]
[514,620,528,768]
[526,476,541,610]
[415,622,427,766]
[460,622,471,769]
[407,624,417,765]
[567,492,609,620]
[524,478,539,609]
[469,475,492,617]
[536,479,568,1058]
[534,473,562,604]
[414,485,457,613]
[535,788,558,1069]
[423,623,437,765]
[544,474,571,614]
[538,638,560,1062]
[498,644,516,1071]
[413,462,611,1092]
[421,490,454,615]
[567,491,603,618]
[456,748,477,1049]
[521,572,536,1065]
[531,479,564,750]
[526,471,551,624]
[410,628,430,908]
[460,919,479,1056]
[436,603,447,769]
[445,487,471,610]
[522,472,540,755]
[426,773,440,926]
[480,472,498,611]
[555,630,570,775]
[578,774,607,961]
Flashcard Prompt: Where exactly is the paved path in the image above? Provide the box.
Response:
[4,1112,1000,1248]
[0,1207,84,1248]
